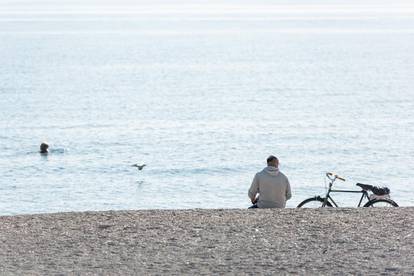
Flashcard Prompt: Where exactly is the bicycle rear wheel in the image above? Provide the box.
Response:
[297,197,333,208]
[364,198,399,207]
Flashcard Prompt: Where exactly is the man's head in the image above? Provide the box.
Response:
[40,142,49,153]
[266,155,279,168]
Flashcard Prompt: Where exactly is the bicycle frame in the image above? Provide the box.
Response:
[322,174,370,207]
[322,188,370,207]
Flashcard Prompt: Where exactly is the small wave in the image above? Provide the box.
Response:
[24,147,67,155]
[50,148,66,154]
[155,166,245,176]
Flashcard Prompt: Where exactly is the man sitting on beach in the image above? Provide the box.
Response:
[248,155,291,208]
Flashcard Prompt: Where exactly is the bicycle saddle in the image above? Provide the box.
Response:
[356,183,390,195]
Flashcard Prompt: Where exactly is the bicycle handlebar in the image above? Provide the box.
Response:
[326,172,345,181]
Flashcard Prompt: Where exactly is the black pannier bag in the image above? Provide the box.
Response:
[371,186,390,196]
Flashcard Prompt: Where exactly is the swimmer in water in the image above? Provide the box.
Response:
[39,142,49,154]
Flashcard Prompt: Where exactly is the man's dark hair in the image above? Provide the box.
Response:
[267,155,278,164]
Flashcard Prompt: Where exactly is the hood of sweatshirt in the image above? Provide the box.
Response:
[263,166,280,176]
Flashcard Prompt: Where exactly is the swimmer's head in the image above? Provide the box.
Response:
[40,142,49,153]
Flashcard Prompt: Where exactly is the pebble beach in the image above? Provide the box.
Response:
[1,208,413,275]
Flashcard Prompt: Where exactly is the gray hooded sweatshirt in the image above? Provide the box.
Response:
[248,166,291,208]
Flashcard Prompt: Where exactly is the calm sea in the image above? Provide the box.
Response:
[1,0,414,215]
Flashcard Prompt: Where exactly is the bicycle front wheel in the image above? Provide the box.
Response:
[364,198,399,207]
[297,197,333,208]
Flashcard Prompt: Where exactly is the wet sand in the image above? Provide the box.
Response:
[1,208,413,275]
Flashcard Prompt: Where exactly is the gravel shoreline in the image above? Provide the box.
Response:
[1,208,413,275]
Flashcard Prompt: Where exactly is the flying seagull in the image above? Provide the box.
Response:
[132,164,146,170]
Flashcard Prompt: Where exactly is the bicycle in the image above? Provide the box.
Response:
[297,172,399,208]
